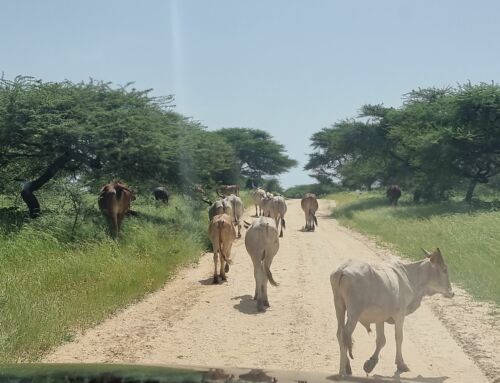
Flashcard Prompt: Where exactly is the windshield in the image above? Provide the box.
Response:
[0,1,498,382]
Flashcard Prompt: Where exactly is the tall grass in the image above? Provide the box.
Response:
[0,194,208,362]
[327,192,500,305]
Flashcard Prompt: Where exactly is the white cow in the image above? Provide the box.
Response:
[225,194,244,238]
[331,248,454,376]
[244,217,280,312]
[261,195,287,237]
[251,188,266,216]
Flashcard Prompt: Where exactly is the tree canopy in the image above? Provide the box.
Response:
[215,127,297,184]
[305,82,500,201]
[0,77,237,215]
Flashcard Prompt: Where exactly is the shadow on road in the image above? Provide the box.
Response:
[232,294,260,315]
[327,372,449,383]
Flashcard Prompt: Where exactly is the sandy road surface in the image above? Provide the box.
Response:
[45,199,494,382]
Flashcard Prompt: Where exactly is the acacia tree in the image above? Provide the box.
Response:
[0,76,236,216]
[215,128,297,185]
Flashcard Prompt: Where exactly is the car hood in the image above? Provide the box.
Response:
[0,363,417,383]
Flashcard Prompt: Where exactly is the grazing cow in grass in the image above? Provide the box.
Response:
[330,248,454,376]
[98,181,132,238]
[301,193,319,231]
[386,185,402,206]
[152,186,169,203]
[251,188,267,216]
[225,194,244,238]
[244,217,280,312]
[261,195,287,237]
[208,213,236,284]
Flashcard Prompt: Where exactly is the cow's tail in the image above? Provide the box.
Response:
[281,217,286,230]
[331,269,354,359]
[262,249,278,287]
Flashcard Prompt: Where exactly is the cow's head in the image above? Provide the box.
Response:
[422,247,454,298]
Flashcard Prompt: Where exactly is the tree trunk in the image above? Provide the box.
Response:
[464,178,478,203]
[21,153,70,217]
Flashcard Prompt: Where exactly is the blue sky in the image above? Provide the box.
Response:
[1,1,499,187]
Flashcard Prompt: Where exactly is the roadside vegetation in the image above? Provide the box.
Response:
[0,75,297,362]
[327,190,500,305]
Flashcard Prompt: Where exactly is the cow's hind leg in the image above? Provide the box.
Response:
[219,253,227,281]
[334,296,352,376]
[364,322,386,374]
[213,252,219,284]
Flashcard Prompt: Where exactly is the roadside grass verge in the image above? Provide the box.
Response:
[0,195,207,362]
[326,192,500,305]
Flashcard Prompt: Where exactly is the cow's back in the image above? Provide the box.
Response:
[245,217,279,257]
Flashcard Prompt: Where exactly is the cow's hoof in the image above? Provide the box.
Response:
[264,300,270,307]
[221,275,227,281]
[224,264,229,273]
[363,357,378,373]
[279,233,283,238]
[238,234,242,238]
[397,363,410,373]
[257,306,266,313]
[213,277,219,284]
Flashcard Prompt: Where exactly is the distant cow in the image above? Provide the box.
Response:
[208,213,236,284]
[331,248,454,376]
[261,195,287,237]
[225,194,244,238]
[218,184,240,196]
[152,186,169,203]
[244,217,280,312]
[386,185,402,206]
[251,188,266,216]
[301,193,319,231]
[208,199,233,222]
[98,181,132,238]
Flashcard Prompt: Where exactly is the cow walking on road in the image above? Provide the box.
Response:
[244,217,280,312]
[261,195,287,237]
[331,248,454,376]
[301,193,318,231]
[208,213,236,284]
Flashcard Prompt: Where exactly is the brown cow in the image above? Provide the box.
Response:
[208,213,237,284]
[301,193,319,231]
[98,181,132,238]
[386,185,402,206]
[218,184,240,196]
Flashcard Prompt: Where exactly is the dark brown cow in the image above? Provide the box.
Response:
[386,185,402,206]
[218,184,240,196]
[152,186,169,203]
[98,181,132,238]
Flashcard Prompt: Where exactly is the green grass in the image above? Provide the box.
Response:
[326,191,500,305]
[0,194,208,362]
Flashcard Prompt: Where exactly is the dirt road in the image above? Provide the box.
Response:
[45,199,493,382]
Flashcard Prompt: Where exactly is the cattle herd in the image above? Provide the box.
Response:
[97,182,454,377]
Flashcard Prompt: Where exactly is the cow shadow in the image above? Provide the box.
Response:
[232,294,260,315]
[327,373,448,383]
[199,276,229,285]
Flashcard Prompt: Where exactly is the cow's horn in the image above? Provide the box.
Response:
[421,247,432,257]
